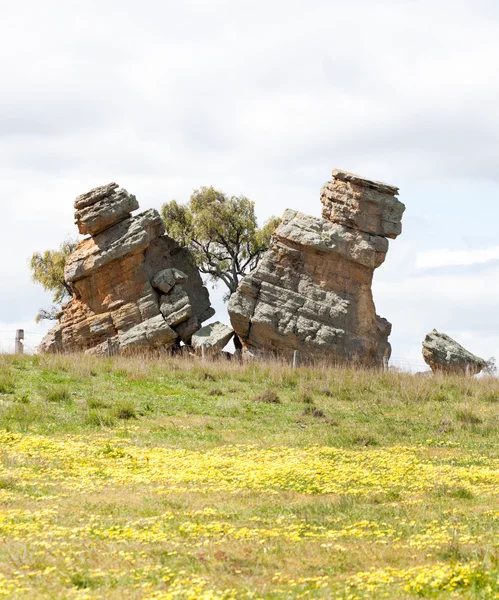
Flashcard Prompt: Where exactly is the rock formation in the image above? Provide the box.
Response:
[422,330,486,375]
[192,322,234,355]
[39,183,214,354]
[228,169,405,364]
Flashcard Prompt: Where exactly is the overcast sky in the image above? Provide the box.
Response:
[1,0,499,368]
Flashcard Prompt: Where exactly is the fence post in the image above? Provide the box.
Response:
[292,350,298,369]
[382,357,389,372]
[201,344,206,361]
[15,330,24,355]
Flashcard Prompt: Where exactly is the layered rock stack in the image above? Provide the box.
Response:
[228,169,405,364]
[39,183,214,354]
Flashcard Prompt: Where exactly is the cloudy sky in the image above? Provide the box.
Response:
[2,0,499,368]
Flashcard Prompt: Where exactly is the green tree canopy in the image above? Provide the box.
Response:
[29,238,78,322]
[161,187,280,299]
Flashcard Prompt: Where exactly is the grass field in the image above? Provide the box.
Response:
[2,353,499,598]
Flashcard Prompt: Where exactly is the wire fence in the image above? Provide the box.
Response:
[0,329,46,355]
[389,357,428,372]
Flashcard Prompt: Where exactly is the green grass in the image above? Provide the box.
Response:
[1,353,498,450]
[1,353,499,598]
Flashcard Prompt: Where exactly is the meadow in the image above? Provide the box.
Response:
[1,353,499,598]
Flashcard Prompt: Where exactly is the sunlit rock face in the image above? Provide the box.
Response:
[228,169,405,364]
[39,183,214,355]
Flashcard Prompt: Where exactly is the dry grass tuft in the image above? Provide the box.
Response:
[39,383,72,404]
[252,389,281,404]
[0,367,15,394]
[302,405,326,418]
[113,400,137,420]
[456,407,483,425]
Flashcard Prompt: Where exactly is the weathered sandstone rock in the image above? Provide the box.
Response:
[152,268,188,294]
[192,322,234,355]
[74,182,139,236]
[39,184,214,354]
[321,169,404,239]
[422,330,486,375]
[228,169,405,364]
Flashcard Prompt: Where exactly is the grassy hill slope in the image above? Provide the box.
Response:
[1,353,499,598]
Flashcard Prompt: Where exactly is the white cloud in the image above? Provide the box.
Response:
[415,247,499,270]
[1,0,499,366]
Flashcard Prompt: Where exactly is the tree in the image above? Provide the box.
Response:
[161,187,280,300]
[29,238,78,322]
[485,357,497,377]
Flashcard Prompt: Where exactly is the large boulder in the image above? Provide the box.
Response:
[39,183,214,355]
[74,182,139,236]
[320,169,404,239]
[228,169,405,364]
[422,330,486,375]
[191,322,234,355]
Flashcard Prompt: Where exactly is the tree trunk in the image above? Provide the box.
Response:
[227,285,243,354]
